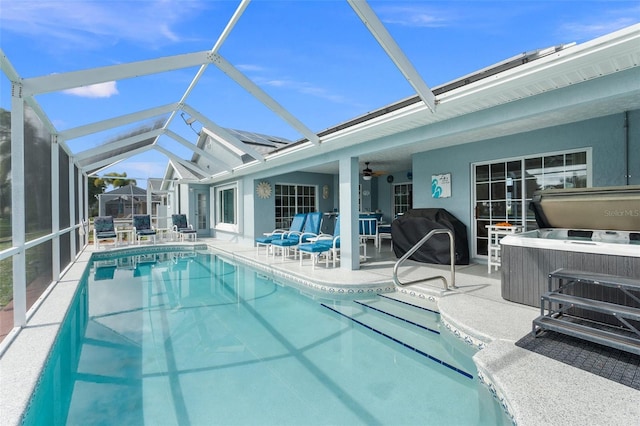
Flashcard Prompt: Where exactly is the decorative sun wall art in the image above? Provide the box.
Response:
[256,181,272,199]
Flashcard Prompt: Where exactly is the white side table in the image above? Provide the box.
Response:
[117,229,134,246]
[486,225,522,273]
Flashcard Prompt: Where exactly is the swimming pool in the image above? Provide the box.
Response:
[22,249,509,425]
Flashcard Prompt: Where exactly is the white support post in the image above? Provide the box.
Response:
[81,172,88,247]
[69,156,77,257]
[147,185,152,226]
[51,134,60,281]
[339,157,360,270]
[11,83,26,327]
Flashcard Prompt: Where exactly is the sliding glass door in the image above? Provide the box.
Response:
[473,149,590,257]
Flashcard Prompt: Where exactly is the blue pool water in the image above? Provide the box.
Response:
[23,249,509,425]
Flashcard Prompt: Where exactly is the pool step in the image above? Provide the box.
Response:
[323,296,473,379]
[355,294,440,335]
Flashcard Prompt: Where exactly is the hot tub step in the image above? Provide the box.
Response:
[544,292,640,322]
[549,269,640,292]
[533,316,640,356]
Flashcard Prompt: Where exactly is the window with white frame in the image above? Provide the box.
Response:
[473,148,590,257]
[215,182,238,232]
[274,184,317,229]
[392,183,413,217]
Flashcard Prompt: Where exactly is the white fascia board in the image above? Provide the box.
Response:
[81,145,152,172]
[60,103,178,141]
[22,51,215,96]
[347,0,436,113]
[211,53,321,145]
[164,129,232,171]
[200,127,245,158]
[182,104,265,161]
[166,160,181,180]
[438,24,640,105]
[154,145,210,178]
[75,128,163,161]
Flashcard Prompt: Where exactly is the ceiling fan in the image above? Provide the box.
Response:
[362,162,387,180]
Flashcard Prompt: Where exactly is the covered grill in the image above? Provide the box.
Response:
[391,208,470,265]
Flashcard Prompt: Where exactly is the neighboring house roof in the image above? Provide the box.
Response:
[102,184,146,196]
[169,159,208,181]
[165,128,293,179]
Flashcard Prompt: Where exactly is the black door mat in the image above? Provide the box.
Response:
[516,330,640,390]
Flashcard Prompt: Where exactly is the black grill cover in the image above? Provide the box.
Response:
[391,208,469,265]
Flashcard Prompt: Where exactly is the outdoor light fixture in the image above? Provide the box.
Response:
[181,112,201,135]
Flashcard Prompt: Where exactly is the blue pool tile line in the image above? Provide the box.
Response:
[322,303,473,380]
[91,244,208,260]
[353,300,440,335]
[378,293,440,315]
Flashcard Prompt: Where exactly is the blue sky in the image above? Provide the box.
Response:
[1,0,638,187]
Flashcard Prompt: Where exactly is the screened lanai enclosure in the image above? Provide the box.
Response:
[1,0,640,350]
[0,0,442,345]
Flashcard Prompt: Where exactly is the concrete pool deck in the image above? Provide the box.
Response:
[1,238,638,425]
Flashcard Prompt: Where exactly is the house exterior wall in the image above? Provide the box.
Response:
[411,110,639,259]
[250,171,336,241]
[373,169,412,224]
[210,109,638,249]
[629,109,640,184]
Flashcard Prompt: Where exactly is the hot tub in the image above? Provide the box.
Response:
[500,186,640,308]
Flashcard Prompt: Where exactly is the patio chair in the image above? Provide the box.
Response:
[270,212,323,260]
[359,214,379,257]
[93,216,118,249]
[132,214,156,245]
[171,214,197,242]
[298,216,340,268]
[377,224,393,252]
[255,213,307,256]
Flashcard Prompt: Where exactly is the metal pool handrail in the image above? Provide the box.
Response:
[392,228,456,290]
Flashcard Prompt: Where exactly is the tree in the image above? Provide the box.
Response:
[93,172,137,189]
[87,176,106,217]
[88,172,137,217]
[0,109,10,241]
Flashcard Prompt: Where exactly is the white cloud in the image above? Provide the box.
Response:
[258,77,348,104]
[377,5,452,28]
[123,161,167,178]
[63,81,119,98]
[237,64,267,72]
[558,16,639,42]
[0,0,206,50]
